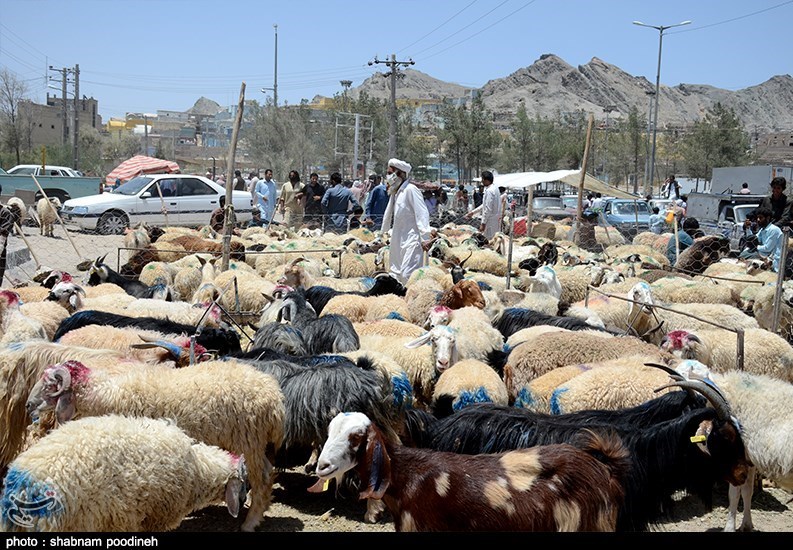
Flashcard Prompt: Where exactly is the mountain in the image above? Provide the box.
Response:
[188,97,223,116]
[344,54,793,132]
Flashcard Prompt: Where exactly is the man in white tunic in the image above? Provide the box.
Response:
[379,158,434,284]
[479,170,502,239]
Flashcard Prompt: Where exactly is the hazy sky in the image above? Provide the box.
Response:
[1,0,791,121]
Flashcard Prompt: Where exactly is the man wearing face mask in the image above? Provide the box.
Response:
[380,158,435,284]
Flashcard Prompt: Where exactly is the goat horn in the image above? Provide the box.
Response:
[459,251,473,268]
[654,379,732,422]
[644,362,685,381]
[261,293,275,303]
[48,365,72,398]
[290,256,306,266]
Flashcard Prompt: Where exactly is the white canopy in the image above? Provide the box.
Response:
[494,169,639,200]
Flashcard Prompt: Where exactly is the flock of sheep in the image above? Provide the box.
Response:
[0,212,791,533]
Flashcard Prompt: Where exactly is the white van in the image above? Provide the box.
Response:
[7,164,81,177]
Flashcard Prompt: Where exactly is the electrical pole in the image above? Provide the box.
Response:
[602,105,616,183]
[49,66,69,146]
[72,64,79,170]
[370,54,414,158]
[273,24,278,108]
[144,114,149,155]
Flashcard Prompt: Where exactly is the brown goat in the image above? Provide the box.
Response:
[311,412,630,532]
[438,279,485,310]
[169,235,246,261]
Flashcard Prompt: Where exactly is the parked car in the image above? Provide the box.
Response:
[602,198,651,238]
[697,202,760,255]
[7,164,81,177]
[648,198,676,213]
[529,195,571,221]
[61,173,253,235]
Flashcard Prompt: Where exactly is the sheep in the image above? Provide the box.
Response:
[649,275,736,306]
[11,285,51,304]
[659,328,793,383]
[0,290,47,345]
[503,331,674,402]
[0,415,248,532]
[7,196,26,227]
[320,293,410,323]
[406,265,453,291]
[26,358,285,532]
[87,254,174,300]
[523,265,562,300]
[354,318,425,339]
[19,299,71,340]
[656,360,793,532]
[402,380,750,532]
[310,411,630,532]
[36,196,61,237]
[122,299,222,328]
[404,278,443,325]
[514,363,595,411]
[431,358,509,417]
[675,235,731,274]
[278,287,359,354]
[53,310,242,357]
[358,334,436,407]
[304,273,406,315]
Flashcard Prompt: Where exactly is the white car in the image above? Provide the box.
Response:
[7,164,82,177]
[61,173,253,235]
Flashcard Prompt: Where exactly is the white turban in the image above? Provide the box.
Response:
[388,158,412,175]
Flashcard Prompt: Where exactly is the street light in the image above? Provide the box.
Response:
[633,19,691,196]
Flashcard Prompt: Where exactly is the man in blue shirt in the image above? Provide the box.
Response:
[321,172,359,232]
[649,206,666,234]
[740,206,783,272]
[666,216,700,266]
[254,168,277,227]
[363,174,387,230]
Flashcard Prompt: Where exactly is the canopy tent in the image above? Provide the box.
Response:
[105,155,181,185]
[494,169,639,200]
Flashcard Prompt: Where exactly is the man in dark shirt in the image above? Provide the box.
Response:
[473,184,484,209]
[0,193,21,284]
[363,175,388,230]
[760,176,791,227]
[303,172,326,226]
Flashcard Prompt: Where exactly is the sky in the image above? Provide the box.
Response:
[1,0,791,122]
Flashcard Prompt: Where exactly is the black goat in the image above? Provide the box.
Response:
[494,307,616,339]
[304,272,406,315]
[53,310,242,356]
[250,322,308,356]
[279,288,359,354]
[518,242,558,276]
[228,346,359,369]
[87,254,173,300]
[442,251,472,284]
[402,388,750,532]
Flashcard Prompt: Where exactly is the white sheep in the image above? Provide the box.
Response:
[36,196,61,237]
[0,414,248,532]
[358,334,436,407]
[662,360,793,532]
[431,358,509,416]
[0,290,47,345]
[26,358,286,532]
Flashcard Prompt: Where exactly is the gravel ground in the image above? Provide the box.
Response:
[174,466,793,533]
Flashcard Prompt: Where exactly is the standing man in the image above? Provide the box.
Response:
[254,169,278,227]
[760,176,790,227]
[232,170,246,191]
[278,170,305,229]
[380,158,434,284]
[303,172,326,226]
[322,172,359,233]
[0,195,21,285]
[363,174,387,231]
[477,171,502,239]
[473,184,484,209]
[247,171,259,201]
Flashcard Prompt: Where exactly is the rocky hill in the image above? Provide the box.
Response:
[347,53,793,132]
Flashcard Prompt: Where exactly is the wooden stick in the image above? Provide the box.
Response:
[31,175,82,258]
[221,82,246,272]
[13,223,41,268]
[154,182,170,227]
[575,114,595,246]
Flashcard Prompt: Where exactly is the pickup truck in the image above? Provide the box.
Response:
[685,192,762,254]
[0,173,104,205]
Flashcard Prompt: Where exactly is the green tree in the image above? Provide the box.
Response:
[681,103,750,180]
[509,103,533,172]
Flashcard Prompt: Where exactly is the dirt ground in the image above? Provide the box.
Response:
[174,465,793,534]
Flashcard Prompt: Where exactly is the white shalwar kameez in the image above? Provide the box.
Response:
[386,182,432,284]
[480,183,502,239]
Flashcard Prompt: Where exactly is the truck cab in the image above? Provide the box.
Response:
[687,192,762,255]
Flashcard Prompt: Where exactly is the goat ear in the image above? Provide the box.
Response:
[55,392,76,424]
[404,332,432,349]
[358,426,391,500]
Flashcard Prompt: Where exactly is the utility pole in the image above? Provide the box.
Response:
[72,64,80,170]
[602,105,616,183]
[643,91,655,194]
[49,66,69,146]
[370,54,414,158]
[144,114,149,155]
[273,24,278,108]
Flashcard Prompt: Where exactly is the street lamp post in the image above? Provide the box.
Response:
[633,19,691,197]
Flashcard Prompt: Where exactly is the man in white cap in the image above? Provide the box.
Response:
[380,158,434,284]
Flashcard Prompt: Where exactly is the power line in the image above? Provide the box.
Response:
[397,0,479,54]
[669,0,793,34]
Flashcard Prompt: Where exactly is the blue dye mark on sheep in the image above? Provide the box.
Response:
[385,312,405,322]
[476,281,492,291]
[454,387,492,411]
[391,373,413,410]
[7,342,25,352]
[549,387,569,415]
[502,343,512,354]
[513,387,535,409]
[0,468,63,529]
[360,277,375,291]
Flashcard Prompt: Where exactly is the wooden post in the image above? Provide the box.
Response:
[13,223,41,268]
[526,186,534,237]
[574,114,595,245]
[31,175,82,258]
[221,82,246,272]
[154,182,169,227]
[505,202,516,289]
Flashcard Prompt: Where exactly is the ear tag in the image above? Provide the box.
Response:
[689,435,706,443]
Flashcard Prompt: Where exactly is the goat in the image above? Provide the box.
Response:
[441,251,472,284]
[492,306,616,340]
[87,254,174,300]
[402,383,750,532]
[437,279,485,310]
[278,288,359,354]
[309,411,630,532]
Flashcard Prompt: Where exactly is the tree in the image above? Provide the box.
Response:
[681,103,750,180]
[510,103,533,172]
[0,69,29,165]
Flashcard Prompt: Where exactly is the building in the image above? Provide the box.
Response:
[19,95,102,148]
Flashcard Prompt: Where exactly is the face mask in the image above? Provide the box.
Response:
[386,172,401,186]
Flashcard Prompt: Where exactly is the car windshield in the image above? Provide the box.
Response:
[562,197,578,208]
[735,205,759,223]
[114,176,154,195]
[613,201,649,215]
[533,197,563,209]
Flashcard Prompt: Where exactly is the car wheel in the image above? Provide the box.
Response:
[98,211,128,235]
